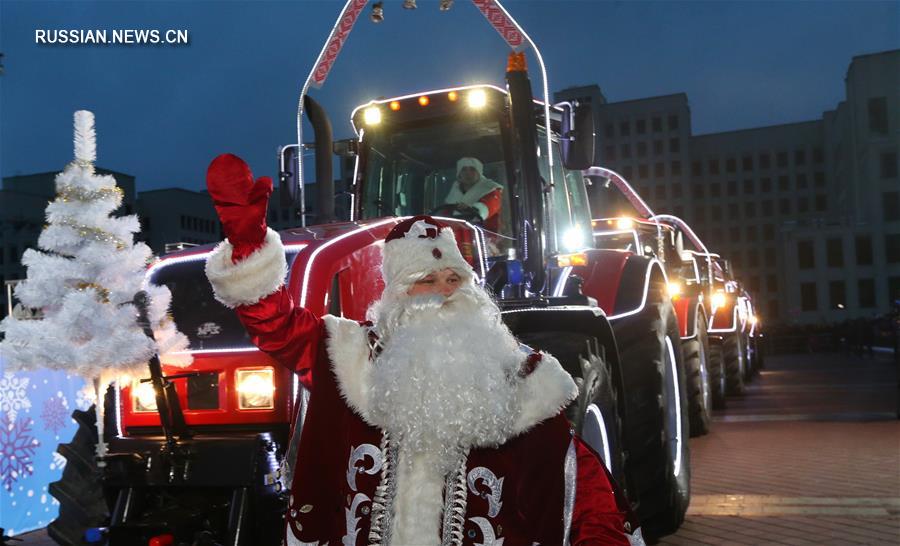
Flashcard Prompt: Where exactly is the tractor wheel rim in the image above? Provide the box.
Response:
[583,403,612,473]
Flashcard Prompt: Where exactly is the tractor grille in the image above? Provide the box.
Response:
[187,372,219,410]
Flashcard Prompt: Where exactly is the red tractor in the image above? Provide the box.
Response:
[584,168,720,436]
[49,3,692,544]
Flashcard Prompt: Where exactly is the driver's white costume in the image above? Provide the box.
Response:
[444,157,503,232]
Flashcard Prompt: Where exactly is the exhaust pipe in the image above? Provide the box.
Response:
[303,95,335,224]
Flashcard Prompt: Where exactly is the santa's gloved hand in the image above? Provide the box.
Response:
[206,154,273,263]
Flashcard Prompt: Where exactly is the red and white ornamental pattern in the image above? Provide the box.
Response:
[311,0,368,88]
[472,0,525,51]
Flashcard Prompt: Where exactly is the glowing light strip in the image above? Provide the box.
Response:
[582,166,655,218]
[500,305,604,317]
[606,259,667,321]
[586,404,612,474]
[665,335,683,478]
[349,84,508,136]
[171,347,260,355]
[553,266,573,297]
[299,219,398,307]
[144,242,308,286]
[348,128,364,221]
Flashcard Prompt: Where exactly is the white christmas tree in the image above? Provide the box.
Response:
[0,111,190,456]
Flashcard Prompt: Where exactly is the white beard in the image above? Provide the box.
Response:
[367,283,525,471]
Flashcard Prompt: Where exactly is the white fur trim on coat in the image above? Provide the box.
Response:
[204,228,287,308]
[512,352,579,435]
[323,315,374,422]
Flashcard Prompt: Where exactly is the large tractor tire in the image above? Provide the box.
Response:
[48,405,111,546]
[723,332,746,396]
[684,314,713,437]
[612,281,691,539]
[708,340,727,410]
[518,332,627,489]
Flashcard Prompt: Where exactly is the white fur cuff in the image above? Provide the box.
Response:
[204,228,287,308]
[512,352,579,434]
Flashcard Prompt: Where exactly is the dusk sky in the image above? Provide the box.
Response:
[1,0,897,193]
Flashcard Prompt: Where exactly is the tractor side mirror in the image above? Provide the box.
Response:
[278,143,303,209]
[560,101,595,170]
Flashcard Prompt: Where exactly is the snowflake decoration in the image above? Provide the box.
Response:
[0,372,32,421]
[75,383,94,410]
[41,392,70,434]
[50,451,67,471]
[1,414,40,492]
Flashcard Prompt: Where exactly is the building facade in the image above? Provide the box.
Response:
[558,49,899,325]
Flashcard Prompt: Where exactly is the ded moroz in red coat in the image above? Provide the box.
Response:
[205,228,637,546]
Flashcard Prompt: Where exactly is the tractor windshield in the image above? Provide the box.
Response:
[148,251,298,351]
[358,115,514,255]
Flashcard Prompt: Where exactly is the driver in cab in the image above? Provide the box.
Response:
[443,157,502,232]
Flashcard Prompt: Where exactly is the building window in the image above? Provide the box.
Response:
[778,176,790,191]
[745,202,757,218]
[884,192,900,221]
[693,184,705,199]
[759,153,771,169]
[605,124,614,138]
[708,159,720,175]
[605,145,617,161]
[727,180,738,196]
[638,164,649,179]
[814,171,826,187]
[742,155,753,170]
[652,117,662,132]
[855,235,873,265]
[762,200,773,217]
[763,224,775,241]
[672,183,683,198]
[654,162,665,177]
[868,97,888,134]
[746,226,758,242]
[886,234,900,263]
[798,197,809,213]
[794,149,806,166]
[694,206,706,224]
[748,276,760,292]
[891,277,900,301]
[637,142,648,158]
[747,249,759,268]
[670,138,680,153]
[779,198,791,215]
[813,148,824,164]
[674,205,684,217]
[691,161,702,177]
[711,182,722,197]
[620,121,631,136]
[672,160,682,176]
[815,194,828,212]
[623,166,634,179]
[826,238,844,267]
[653,140,664,155]
[655,185,667,200]
[777,151,789,168]
[767,274,778,292]
[829,281,846,309]
[764,246,776,264]
[798,240,815,269]
[728,226,740,242]
[743,179,755,194]
[711,206,722,221]
[797,173,807,189]
[728,203,739,218]
[621,143,631,159]
[726,158,737,174]
[636,119,647,135]
[801,282,818,311]
[768,299,779,320]
[882,152,899,179]
[668,115,679,131]
[858,279,876,308]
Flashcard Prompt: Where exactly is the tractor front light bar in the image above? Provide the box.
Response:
[236,367,275,410]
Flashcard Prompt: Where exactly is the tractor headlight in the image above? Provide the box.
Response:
[711,292,727,308]
[667,281,682,298]
[236,368,275,410]
[363,106,382,126]
[615,217,634,230]
[467,89,487,109]
[132,380,158,413]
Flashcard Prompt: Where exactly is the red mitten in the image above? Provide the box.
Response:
[206,154,273,262]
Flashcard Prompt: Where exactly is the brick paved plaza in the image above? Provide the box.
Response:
[12,350,899,545]
[660,351,899,545]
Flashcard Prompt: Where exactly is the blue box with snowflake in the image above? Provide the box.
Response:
[1,360,89,536]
